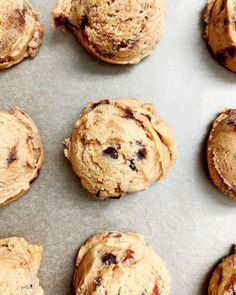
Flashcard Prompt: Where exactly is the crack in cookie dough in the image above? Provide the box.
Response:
[203,0,236,72]
[209,246,236,294]
[207,109,236,200]
[52,0,166,64]
[74,231,170,295]
[0,0,44,69]
[64,99,176,199]
[0,107,44,206]
[0,237,44,294]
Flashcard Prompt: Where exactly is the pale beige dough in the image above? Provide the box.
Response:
[0,237,44,295]
[74,231,170,295]
[64,99,176,199]
[52,0,166,64]
[207,109,236,200]
[0,0,44,69]
[209,246,236,294]
[203,0,236,72]
[0,107,44,206]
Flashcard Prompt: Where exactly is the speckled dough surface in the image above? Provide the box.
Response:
[52,0,166,64]
[74,231,170,295]
[208,246,236,294]
[0,108,44,206]
[203,0,236,72]
[0,237,44,295]
[0,0,44,69]
[207,109,236,200]
[64,99,176,199]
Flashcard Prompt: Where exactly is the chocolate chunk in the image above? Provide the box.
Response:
[215,52,226,64]
[92,99,110,109]
[103,147,118,159]
[137,147,147,160]
[7,146,17,166]
[128,159,136,171]
[224,18,230,26]
[101,253,117,265]
[80,15,88,30]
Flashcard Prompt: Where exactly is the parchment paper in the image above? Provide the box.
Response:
[0,0,236,294]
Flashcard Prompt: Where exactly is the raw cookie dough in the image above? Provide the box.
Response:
[207,109,236,200]
[64,99,176,199]
[0,237,44,294]
[203,0,236,72]
[74,231,170,295]
[208,246,236,294]
[52,0,166,64]
[0,107,44,206]
[0,0,44,69]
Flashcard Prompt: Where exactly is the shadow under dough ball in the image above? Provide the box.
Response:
[207,109,236,200]
[0,237,44,294]
[52,0,166,64]
[73,231,170,295]
[208,246,236,294]
[64,98,176,199]
[0,0,44,69]
[0,108,44,206]
[203,0,236,72]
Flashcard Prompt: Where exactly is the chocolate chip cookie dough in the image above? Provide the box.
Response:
[207,109,236,200]
[203,0,236,72]
[52,0,166,64]
[74,231,170,295]
[0,0,44,69]
[208,246,236,294]
[0,108,44,206]
[64,99,176,199]
[0,237,44,294]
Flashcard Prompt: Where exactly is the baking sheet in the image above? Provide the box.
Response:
[1,0,236,294]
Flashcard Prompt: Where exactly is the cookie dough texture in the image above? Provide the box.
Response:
[0,0,44,69]
[207,109,236,200]
[0,237,44,294]
[208,246,236,294]
[203,0,236,72]
[52,0,166,64]
[64,99,176,199]
[74,231,170,295]
[0,108,44,206]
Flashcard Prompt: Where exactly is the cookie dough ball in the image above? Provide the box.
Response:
[0,0,44,69]
[52,0,166,64]
[0,237,44,294]
[203,0,236,72]
[74,231,170,295]
[207,109,236,200]
[64,99,176,199]
[208,246,236,294]
[0,107,44,206]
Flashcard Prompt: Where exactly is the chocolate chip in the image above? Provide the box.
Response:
[123,109,135,119]
[80,15,88,30]
[108,195,121,199]
[95,277,102,287]
[215,52,226,64]
[128,159,136,171]
[224,18,230,26]
[137,147,147,160]
[92,99,110,109]
[103,147,118,159]
[101,253,117,265]
[226,47,235,58]
[96,191,101,197]
[7,147,17,165]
